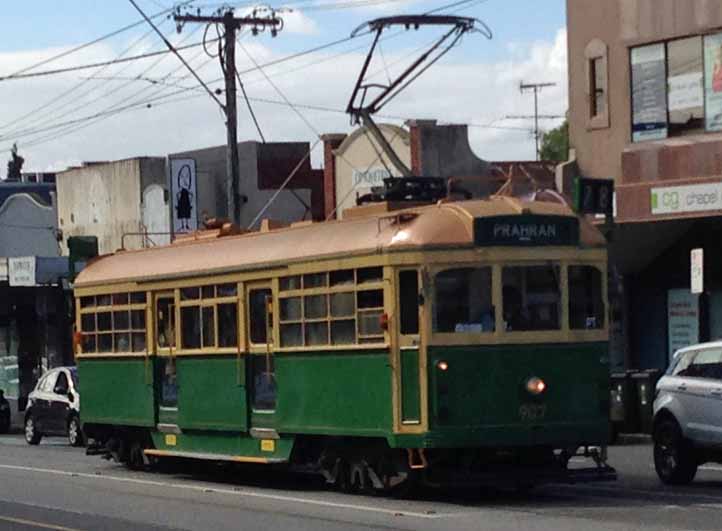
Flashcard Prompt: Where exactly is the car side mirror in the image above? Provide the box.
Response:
[67,392,74,402]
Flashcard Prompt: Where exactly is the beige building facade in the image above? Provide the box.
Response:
[567,0,722,371]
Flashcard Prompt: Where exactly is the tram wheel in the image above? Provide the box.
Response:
[127,440,148,470]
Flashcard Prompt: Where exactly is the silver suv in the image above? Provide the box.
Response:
[653,341,722,484]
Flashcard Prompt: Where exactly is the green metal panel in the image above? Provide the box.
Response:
[176,356,247,432]
[78,358,155,427]
[150,430,293,461]
[274,350,392,436]
[400,348,420,422]
[426,342,610,447]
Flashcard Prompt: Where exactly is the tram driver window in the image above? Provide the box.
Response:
[502,265,561,331]
[569,266,605,329]
[433,267,494,333]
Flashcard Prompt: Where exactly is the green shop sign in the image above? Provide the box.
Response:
[650,182,722,215]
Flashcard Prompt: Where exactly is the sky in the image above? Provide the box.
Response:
[0,0,568,174]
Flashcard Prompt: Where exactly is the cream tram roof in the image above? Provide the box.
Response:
[75,197,606,288]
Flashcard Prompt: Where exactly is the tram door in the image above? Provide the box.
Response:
[397,269,423,428]
[246,283,277,432]
[154,293,178,428]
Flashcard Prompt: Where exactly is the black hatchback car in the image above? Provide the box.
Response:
[24,367,84,447]
[0,389,10,434]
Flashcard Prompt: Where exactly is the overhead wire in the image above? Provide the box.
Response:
[1,22,209,142]
[0,1,193,80]
[2,26,215,147]
[0,23,164,134]
[6,0,497,151]
[127,0,225,110]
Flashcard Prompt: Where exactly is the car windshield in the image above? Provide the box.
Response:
[69,368,79,389]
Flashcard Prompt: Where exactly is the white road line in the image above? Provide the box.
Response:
[0,514,84,531]
[0,463,453,520]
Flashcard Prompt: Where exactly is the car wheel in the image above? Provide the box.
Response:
[24,415,42,445]
[653,419,697,485]
[68,416,84,447]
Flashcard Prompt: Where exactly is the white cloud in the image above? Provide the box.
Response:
[0,27,568,172]
[279,10,319,36]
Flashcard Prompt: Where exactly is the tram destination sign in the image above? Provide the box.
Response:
[474,215,580,247]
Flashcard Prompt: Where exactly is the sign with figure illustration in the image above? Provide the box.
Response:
[169,158,198,235]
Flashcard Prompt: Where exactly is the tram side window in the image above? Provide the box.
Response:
[157,298,176,349]
[399,270,419,335]
[250,289,272,344]
[502,265,561,331]
[160,357,178,408]
[434,267,494,333]
[277,268,385,347]
[569,266,605,329]
[79,292,147,354]
[178,283,239,350]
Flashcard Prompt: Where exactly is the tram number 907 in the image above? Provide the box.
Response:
[519,404,547,421]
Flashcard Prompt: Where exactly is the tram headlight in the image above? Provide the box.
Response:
[525,376,547,396]
[436,360,449,372]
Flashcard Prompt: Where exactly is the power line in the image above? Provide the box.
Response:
[0,24,163,133]
[3,0,497,150]
[0,2,192,80]
[129,0,225,109]
[236,70,266,142]
[0,24,209,142]
[0,37,220,83]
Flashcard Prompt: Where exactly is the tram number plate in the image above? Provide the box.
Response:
[519,404,547,421]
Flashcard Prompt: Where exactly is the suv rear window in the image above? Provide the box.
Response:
[686,348,722,380]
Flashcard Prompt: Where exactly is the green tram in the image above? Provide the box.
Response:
[74,196,616,491]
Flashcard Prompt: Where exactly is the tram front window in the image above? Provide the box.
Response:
[502,265,561,331]
[434,267,494,333]
[569,266,605,329]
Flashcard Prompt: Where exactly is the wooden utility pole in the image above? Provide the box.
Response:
[174,9,282,225]
[506,81,562,161]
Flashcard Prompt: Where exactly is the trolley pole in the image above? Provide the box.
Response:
[174,9,282,225]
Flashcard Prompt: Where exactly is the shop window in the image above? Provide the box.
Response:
[667,37,704,136]
[502,266,560,331]
[277,267,386,348]
[79,291,148,354]
[434,267,494,333]
[585,39,609,129]
[569,266,605,330]
[631,43,668,142]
